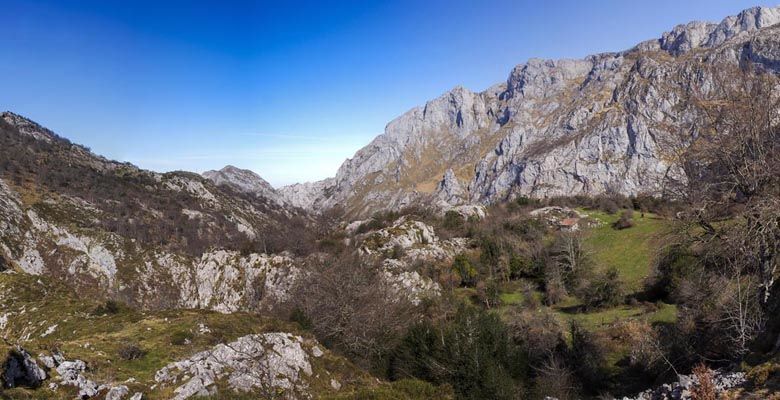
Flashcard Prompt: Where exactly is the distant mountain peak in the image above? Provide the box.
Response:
[641,5,780,55]
[203,165,288,206]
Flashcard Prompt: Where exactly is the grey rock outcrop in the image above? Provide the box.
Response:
[2,347,46,388]
[356,216,472,303]
[154,332,317,400]
[56,359,100,398]
[105,386,130,400]
[278,178,335,210]
[37,351,140,399]
[141,250,300,313]
[620,369,746,400]
[436,169,466,204]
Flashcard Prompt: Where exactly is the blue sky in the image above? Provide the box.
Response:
[0,0,767,186]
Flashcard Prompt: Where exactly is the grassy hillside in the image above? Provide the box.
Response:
[489,208,677,394]
[583,210,670,292]
[0,272,445,400]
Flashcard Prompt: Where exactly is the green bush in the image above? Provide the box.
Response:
[290,307,313,330]
[452,255,477,287]
[117,343,146,360]
[389,244,406,260]
[91,300,123,315]
[170,330,193,346]
[476,279,501,309]
[479,237,501,268]
[567,322,608,394]
[580,267,624,310]
[515,196,529,206]
[442,211,464,230]
[390,307,528,400]
[508,255,534,279]
[645,245,700,302]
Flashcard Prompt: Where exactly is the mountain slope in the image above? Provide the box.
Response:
[0,112,309,311]
[285,5,780,217]
[0,272,403,400]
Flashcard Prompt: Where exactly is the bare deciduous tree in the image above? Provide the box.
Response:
[659,63,780,360]
[666,64,780,302]
[292,254,414,366]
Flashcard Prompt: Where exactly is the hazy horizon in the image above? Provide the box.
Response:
[1,0,766,186]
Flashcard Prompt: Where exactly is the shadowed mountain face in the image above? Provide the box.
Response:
[278,5,780,217]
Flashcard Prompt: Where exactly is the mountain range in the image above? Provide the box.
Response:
[2,5,780,399]
[2,5,779,304]
[205,5,780,217]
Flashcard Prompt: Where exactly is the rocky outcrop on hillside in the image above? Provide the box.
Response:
[140,250,300,313]
[436,169,467,204]
[2,347,46,389]
[619,369,746,400]
[358,216,469,263]
[286,6,780,217]
[0,346,142,400]
[354,216,471,304]
[154,333,323,400]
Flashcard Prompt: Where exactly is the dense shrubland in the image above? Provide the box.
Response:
[272,194,675,399]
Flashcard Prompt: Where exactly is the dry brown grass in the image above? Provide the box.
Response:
[691,363,716,400]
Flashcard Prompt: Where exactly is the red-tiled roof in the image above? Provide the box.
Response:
[560,218,579,226]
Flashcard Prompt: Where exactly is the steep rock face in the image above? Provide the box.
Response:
[203,165,288,207]
[436,169,466,204]
[278,178,335,210]
[289,6,780,217]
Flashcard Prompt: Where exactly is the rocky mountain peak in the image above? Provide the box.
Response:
[506,58,593,99]
[202,165,287,206]
[647,5,780,55]
[278,178,335,211]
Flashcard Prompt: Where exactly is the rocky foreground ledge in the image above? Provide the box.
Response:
[619,369,746,400]
[544,369,746,400]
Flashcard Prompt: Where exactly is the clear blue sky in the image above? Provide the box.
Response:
[0,0,767,186]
